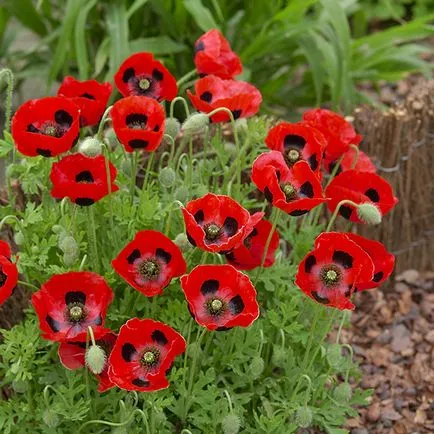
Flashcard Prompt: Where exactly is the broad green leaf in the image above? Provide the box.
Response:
[94,38,110,77]
[127,0,150,20]
[0,7,10,43]
[75,0,97,80]
[5,0,47,36]
[130,36,187,55]
[184,0,219,32]
[273,0,318,23]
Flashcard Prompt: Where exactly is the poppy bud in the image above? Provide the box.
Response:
[85,344,107,374]
[14,231,24,246]
[158,167,176,188]
[195,185,208,198]
[249,356,264,379]
[104,127,119,148]
[272,346,286,368]
[235,118,248,133]
[43,409,61,428]
[120,157,132,176]
[52,225,64,234]
[12,379,28,393]
[295,405,313,428]
[224,142,237,156]
[356,202,382,225]
[111,428,127,434]
[174,233,192,252]
[221,414,241,434]
[165,117,181,140]
[333,383,352,403]
[31,245,39,254]
[182,113,209,139]
[58,234,78,255]
[63,251,78,267]
[78,137,102,157]
[326,344,345,370]
[174,185,189,203]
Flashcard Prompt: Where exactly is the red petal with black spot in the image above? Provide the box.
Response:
[58,331,117,393]
[181,193,264,253]
[251,151,325,216]
[265,122,325,173]
[323,148,376,175]
[0,241,18,306]
[187,75,262,123]
[50,153,119,206]
[295,232,375,310]
[57,76,112,127]
[181,264,259,330]
[108,318,185,392]
[111,96,165,153]
[345,233,395,291]
[225,219,280,271]
[114,52,177,101]
[303,109,362,160]
[325,170,398,223]
[11,97,80,157]
[194,29,243,79]
[32,271,114,342]
[112,230,186,297]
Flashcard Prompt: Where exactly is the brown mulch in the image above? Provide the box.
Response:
[341,270,434,434]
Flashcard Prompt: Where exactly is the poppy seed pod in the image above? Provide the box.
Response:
[43,409,61,428]
[174,233,192,252]
[222,414,241,434]
[78,137,102,157]
[164,117,181,140]
[58,234,78,255]
[174,185,189,203]
[63,251,78,267]
[85,344,107,374]
[271,346,286,368]
[14,231,24,246]
[181,113,209,138]
[158,167,176,188]
[356,202,382,225]
[295,405,313,428]
[249,356,264,379]
[326,344,345,370]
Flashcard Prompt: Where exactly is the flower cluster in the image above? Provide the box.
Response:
[4,27,397,398]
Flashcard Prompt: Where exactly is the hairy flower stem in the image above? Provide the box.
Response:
[176,69,197,88]
[96,106,112,141]
[0,68,14,134]
[86,206,100,274]
[350,144,360,169]
[102,144,116,245]
[142,152,155,193]
[325,199,359,232]
[17,280,39,291]
[130,151,138,202]
[336,311,347,343]
[169,96,190,118]
[254,208,281,286]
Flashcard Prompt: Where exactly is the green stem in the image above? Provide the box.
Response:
[169,96,190,118]
[17,280,39,291]
[176,69,197,87]
[86,206,99,273]
[96,106,112,141]
[0,68,14,134]
[130,151,138,201]
[102,144,116,245]
[350,144,360,169]
[336,311,347,344]
[325,199,358,232]
[142,153,155,192]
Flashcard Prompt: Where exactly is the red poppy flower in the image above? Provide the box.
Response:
[295,232,375,310]
[194,29,243,79]
[345,233,395,291]
[181,264,259,330]
[57,76,112,127]
[181,193,263,253]
[50,153,118,206]
[251,151,325,216]
[265,122,325,173]
[0,241,18,306]
[325,170,398,223]
[11,97,80,157]
[225,219,280,270]
[114,52,177,101]
[32,271,114,342]
[58,331,117,392]
[110,96,165,152]
[112,230,186,297]
[187,75,262,123]
[323,148,376,175]
[303,109,362,160]
[108,318,185,392]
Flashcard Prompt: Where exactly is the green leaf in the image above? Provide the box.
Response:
[5,0,47,36]
[48,0,84,84]
[94,38,110,77]
[273,0,318,23]
[184,0,219,32]
[106,1,130,77]
[74,0,97,80]
[130,36,187,55]
[126,0,150,20]
[0,139,13,158]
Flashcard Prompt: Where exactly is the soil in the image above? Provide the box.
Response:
[343,270,434,434]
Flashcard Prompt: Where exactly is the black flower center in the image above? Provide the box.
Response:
[67,302,87,322]
[320,264,342,286]
[138,260,160,279]
[204,223,222,241]
[280,183,298,201]
[40,122,64,138]
[206,298,226,316]
[141,348,160,367]
[126,113,148,130]
[0,269,7,287]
